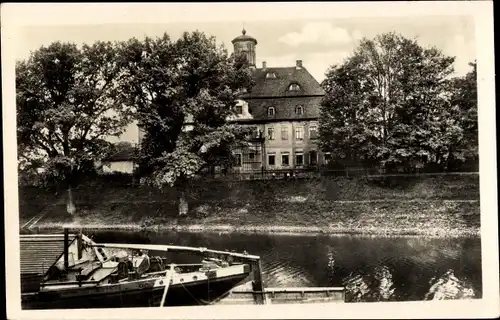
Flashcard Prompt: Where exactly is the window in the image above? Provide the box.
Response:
[281,127,288,140]
[309,124,318,139]
[266,72,277,79]
[268,127,275,140]
[295,126,304,140]
[281,154,290,166]
[288,83,301,91]
[268,107,275,116]
[234,154,242,167]
[250,127,259,139]
[295,105,304,115]
[249,152,255,160]
[324,152,332,164]
[309,150,318,165]
[255,128,263,139]
[295,153,304,166]
[421,154,428,164]
[268,154,276,166]
[235,105,242,114]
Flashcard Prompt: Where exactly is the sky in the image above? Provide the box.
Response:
[8,4,478,144]
[14,16,476,83]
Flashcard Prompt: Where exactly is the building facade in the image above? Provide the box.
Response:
[102,142,138,174]
[136,29,328,174]
[229,29,327,173]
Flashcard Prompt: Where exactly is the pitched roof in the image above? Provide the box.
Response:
[240,66,324,99]
[20,234,77,275]
[108,149,136,162]
[107,145,137,162]
[237,96,322,122]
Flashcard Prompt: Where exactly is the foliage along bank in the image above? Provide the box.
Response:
[319,33,477,173]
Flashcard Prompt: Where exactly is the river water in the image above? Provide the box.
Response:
[82,230,482,302]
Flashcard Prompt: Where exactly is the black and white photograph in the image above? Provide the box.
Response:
[3,2,498,319]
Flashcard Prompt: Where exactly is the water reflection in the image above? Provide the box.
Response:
[85,230,482,302]
[424,270,476,300]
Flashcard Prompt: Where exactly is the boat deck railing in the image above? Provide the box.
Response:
[91,243,261,262]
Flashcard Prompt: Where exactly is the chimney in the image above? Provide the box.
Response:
[262,61,267,69]
[296,60,303,69]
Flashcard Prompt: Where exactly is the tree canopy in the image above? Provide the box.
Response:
[319,32,477,172]
[16,41,133,193]
[447,61,478,164]
[119,31,255,192]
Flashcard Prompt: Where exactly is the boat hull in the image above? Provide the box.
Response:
[22,274,249,309]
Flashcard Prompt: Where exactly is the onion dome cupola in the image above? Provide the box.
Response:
[232,29,257,68]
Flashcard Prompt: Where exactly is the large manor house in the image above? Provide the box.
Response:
[108,29,328,174]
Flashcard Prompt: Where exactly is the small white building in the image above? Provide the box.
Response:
[102,143,137,174]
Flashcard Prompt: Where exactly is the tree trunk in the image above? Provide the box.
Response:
[67,185,76,215]
[178,191,188,216]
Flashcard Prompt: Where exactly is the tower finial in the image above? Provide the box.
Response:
[242,22,246,35]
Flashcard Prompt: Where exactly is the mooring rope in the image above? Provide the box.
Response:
[179,280,204,305]
[202,284,237,305]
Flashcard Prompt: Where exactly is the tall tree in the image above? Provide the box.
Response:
[446,61,478,169]
[17,41,132,213]
[319,32,457,172]
[319,54,381,168]
[120,31,254,215]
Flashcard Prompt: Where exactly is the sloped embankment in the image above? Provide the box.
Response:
[20,174,480,236]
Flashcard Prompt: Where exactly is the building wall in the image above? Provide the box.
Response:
[233,41,256,67]
[103,120,139,146]
[228,99,253,121]
[103,161,135,174]
[126,106,324,173]
[138,127,145,146]
[232,120,265,173]
[232,145,264,173]
[261,120,322,169]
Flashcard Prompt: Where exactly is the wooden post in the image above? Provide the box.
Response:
[77,229,83,260]
[159,264,174,307]
[63,228,69,270]
[78,270,82,287]
[251,259,265,304]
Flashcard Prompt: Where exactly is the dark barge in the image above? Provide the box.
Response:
[20,229,345,308]
[20,229,260,309]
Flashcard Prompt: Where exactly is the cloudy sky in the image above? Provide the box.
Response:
[8,3,479,143]
[15,16,476,83]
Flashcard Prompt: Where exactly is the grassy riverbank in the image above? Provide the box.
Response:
[19,175,480,237]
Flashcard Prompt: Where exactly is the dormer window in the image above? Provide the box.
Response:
[266,72,277,79]
[295,105,304,115]
[268,107,275,116]
[288,83,301,91]
[235,105,243,114]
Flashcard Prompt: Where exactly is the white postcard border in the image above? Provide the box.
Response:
[2,2,498,319]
